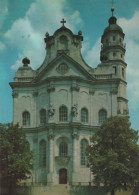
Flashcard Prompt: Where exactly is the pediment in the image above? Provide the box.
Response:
[34,54,95,82]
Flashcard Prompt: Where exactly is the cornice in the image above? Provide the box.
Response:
[9,76,126,89]
[23,123,98,133]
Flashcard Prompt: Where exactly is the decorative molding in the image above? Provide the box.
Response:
[110,89,118,94]
[89,89,95,95]
[71,83,80,91]
[72,128,79,140]
[47,85,55,92]
[56,63,69,75]
[71,104,78,117]
[48,132,55,140]
[55,156,70,166]
[12,92,18,98]
[33,91,38,97]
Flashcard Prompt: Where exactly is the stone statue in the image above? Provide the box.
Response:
[71,104,78,117]
[48,104,55,117]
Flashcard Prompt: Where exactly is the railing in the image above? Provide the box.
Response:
[15,77,33,82]
[94,74,112,79]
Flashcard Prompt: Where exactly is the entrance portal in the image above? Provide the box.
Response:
[59,168,67,184]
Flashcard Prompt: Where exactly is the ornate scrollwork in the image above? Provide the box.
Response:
[48,133,55,140]
[71,83,80,91]
[33,91,38,97]
[110,89,118,94]
[12,92,18,98]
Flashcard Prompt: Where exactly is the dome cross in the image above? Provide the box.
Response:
[61,18,66,26]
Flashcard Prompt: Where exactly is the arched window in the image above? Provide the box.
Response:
[80,139,88,166]
[22,111,30,126]
[99,109,107,124]
[40,109,46,125]
[81,108,88,123]
[59,142,68,156]
[39,140,46,167]
[59,35,68,50]
[59,106,68,122]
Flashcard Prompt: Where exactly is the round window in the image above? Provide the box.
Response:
[57,63,69,74]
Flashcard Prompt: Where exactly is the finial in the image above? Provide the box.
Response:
[45,32,49,38]
[60,18,66,26]
[78,30,82,36]
[111,7,115,16]
[22,57,30,66]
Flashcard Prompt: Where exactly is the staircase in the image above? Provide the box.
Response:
[30,184,70,195]
[45,184,70,195]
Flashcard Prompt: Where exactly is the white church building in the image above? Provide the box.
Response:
[10,10,128,186]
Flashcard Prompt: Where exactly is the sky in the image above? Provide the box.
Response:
[0,0,139,130]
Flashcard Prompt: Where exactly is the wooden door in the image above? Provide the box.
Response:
[59,168,67,184]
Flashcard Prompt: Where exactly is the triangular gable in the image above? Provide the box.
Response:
[34,54,96,82]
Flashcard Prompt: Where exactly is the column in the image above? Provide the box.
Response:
[72,128,79,183]
[47,129,55,185]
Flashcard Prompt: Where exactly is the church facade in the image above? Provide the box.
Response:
[10,12,128,185]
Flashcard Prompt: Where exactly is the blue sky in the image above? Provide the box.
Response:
[0,0,139,130]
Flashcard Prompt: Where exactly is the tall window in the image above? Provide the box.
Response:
[59,142,68,156]
[99,109,107,124]
[40,109,46,125]
[81,108,88,123]
[80,139,88,166]
[22,111,30,126]
[59,106,68,121]
[39,140,46,167]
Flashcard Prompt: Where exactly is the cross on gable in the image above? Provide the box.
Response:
[61,18,66,26]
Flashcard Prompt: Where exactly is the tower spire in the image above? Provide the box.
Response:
[111,0,115,16]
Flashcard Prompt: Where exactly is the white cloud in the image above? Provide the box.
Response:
[4,0,83,70]
[118,11,139,110]
[85,38,101,67]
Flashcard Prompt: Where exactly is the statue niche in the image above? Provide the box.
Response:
[58,35,68,51]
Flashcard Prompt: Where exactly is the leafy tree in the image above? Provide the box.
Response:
[87,116,139,195]
[0,123,33,188]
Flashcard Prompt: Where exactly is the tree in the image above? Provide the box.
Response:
[0,123,33,188]
[87,116,139,195]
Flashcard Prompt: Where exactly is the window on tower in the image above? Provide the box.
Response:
[22,111,30,126]
[99,109,107,124]
[59,142,68,156]
[122,68,124,78]
[80,139,88,166]
[113,66,117,74]
[113,36,116,41]
[113,52,116,57]
[40,109,46,125]
[39,140,46,168]
[59,106,68,122]
[81,108,88,123]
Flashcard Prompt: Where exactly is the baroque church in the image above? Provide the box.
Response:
[10,8,128,186]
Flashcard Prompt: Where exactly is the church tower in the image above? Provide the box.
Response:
[10,8,129,187]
